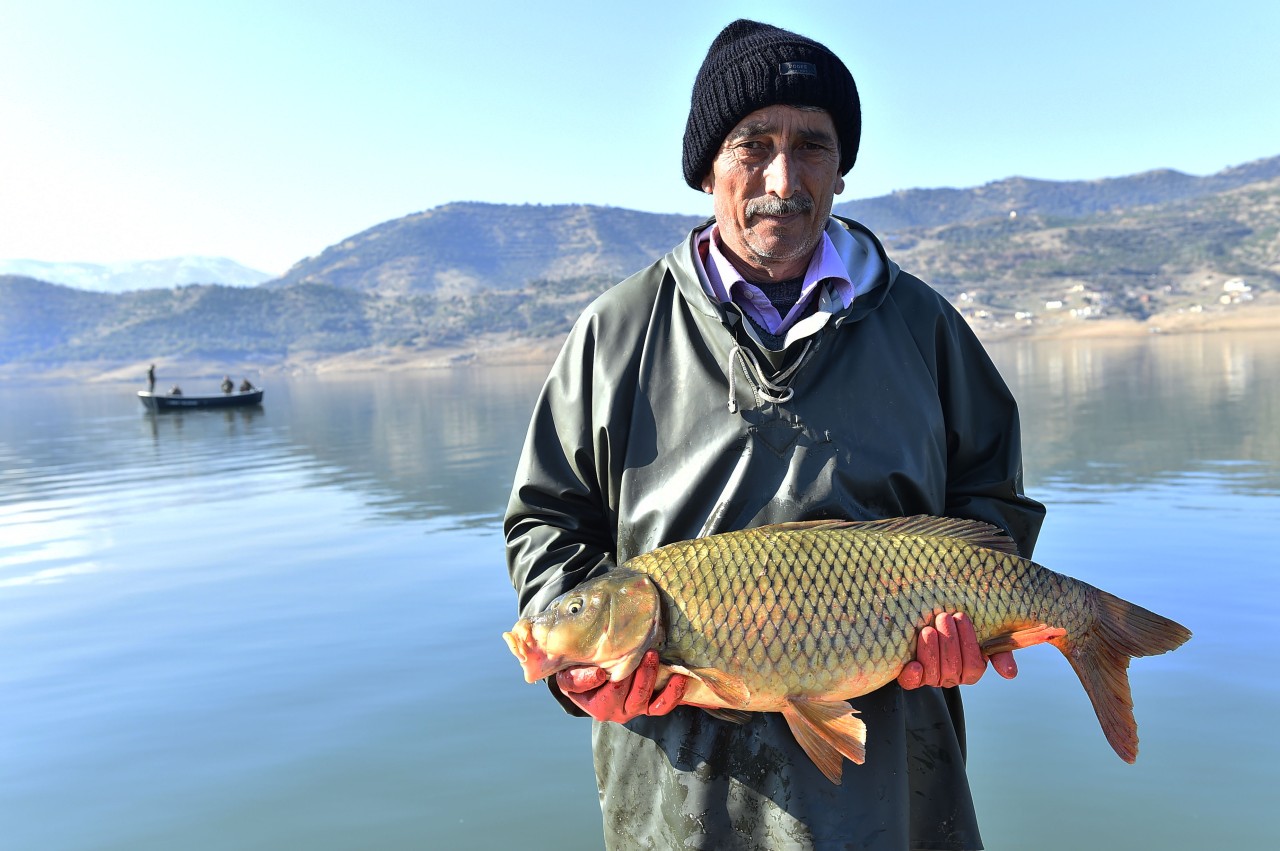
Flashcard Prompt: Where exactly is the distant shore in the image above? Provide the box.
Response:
[978,293,1280,343]
[5,294,1277,386]
[296,293,1280,375]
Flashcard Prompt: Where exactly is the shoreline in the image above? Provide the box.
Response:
[286,295,1280,374]
[975,294,1280,342]
[4,297,1277,386]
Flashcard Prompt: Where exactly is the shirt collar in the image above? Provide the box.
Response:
[696,224,856,342]
[701,225,852,297]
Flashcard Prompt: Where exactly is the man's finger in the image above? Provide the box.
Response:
[897,660,924,690]
[623,651,660,717]
[648,673,688,715]
[573,677,631,722]
[917,625,940,686]
[936,613,962,688]
[557,665,609,693]
[954,612,988,685]
[990,650,1018,679]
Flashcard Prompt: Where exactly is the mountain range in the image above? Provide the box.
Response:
[266,155,1280,297]
[2,155,1277,373]
[0,257,271,293]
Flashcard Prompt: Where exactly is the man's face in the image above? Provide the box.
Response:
[702,104,845,282]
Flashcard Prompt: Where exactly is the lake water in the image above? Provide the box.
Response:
[1,332,1276,850]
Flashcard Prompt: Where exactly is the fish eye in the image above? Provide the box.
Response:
[565,597,584,615]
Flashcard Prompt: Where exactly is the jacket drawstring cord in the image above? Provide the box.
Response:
[726,339,815,413]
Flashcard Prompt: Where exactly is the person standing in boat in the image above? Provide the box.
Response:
[147,364,156,392]
[220,376,234,394]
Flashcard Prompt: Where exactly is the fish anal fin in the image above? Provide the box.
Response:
[666,664,751,708]
[780,698,867,785]
[980,624,1068,656]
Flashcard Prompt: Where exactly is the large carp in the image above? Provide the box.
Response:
[503,516,1191,783]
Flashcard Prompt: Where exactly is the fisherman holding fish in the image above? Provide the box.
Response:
[508,19,1051,850]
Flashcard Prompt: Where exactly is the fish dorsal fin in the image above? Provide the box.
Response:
[779,698,866,785]
[761,515,1021,557]
[762,519,851,533]
[666,664,752,708]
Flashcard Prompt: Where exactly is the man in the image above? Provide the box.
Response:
[506,19,1045,850]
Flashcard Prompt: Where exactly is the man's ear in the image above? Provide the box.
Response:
[834,175,846,196]
[701,175,715,194]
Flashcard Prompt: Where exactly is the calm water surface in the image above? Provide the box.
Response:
[1,333,1276,850]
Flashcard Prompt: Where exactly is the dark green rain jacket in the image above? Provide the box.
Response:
[505,216,1046,850]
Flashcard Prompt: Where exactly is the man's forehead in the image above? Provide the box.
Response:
[726,105,836,140]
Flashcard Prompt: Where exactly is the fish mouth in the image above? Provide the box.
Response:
[502,620,559,683]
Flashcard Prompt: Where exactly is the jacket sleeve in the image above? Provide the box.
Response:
[504,308,640,715]
[934,304,1046,557]
[504,311,624,620]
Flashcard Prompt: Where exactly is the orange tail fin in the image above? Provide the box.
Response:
[1055,589,1191,763]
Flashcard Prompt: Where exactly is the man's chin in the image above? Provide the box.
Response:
[745,231,819,267]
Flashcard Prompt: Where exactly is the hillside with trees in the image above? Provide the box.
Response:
[3,156,1277,373]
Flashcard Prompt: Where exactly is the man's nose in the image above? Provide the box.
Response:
[763,151,798,198]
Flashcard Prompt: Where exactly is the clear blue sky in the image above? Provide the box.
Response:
[2,0,1276,274]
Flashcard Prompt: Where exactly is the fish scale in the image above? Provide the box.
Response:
[637,524,1060,696]
[503,515,1191,784]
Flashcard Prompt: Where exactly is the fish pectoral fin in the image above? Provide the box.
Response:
[780,698,867,785]
[980,624,1068,656]
[666,664,752,708]
[701,707,753,724]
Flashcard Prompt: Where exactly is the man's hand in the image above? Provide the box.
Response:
[897,612,1018,689]
[556,649,689,722]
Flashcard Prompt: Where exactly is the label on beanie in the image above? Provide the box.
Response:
[778,61,817,77]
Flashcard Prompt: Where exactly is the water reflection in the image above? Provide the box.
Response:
[278,366,548,524]
[3,335,1277,528]
[988,331,1280,493]
[144,404,266,440]
[260,333,1277,519]
[0,366,551,529]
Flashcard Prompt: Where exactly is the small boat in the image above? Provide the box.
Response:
[138,388,264,411]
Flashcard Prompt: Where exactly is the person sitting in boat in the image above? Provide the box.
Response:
[220,376,234,394]
[239,378,255,392]
[169,385,183,396]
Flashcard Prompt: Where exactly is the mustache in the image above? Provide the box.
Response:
[745,194,814,218]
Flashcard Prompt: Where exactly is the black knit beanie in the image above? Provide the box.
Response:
[682,19,861,190]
